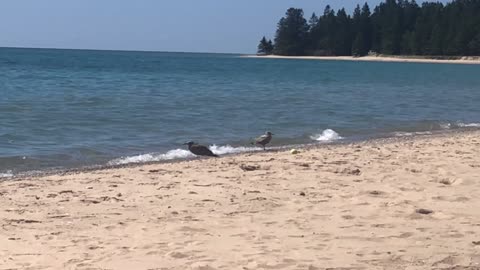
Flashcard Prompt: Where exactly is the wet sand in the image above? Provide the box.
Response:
[1,131,480,269]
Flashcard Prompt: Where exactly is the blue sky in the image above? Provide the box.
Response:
[0,0,447,54]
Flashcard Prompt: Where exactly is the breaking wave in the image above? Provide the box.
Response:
[440,122,480,129]
[209,145,262,155]
[0,170,14,178]
[456,122,480,128]
[108,145,262,166]
[310,129,343,142]
[108,149,195,165]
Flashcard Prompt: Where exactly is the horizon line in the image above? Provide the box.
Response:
[0,46,249,55]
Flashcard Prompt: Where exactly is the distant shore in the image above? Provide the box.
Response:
[244,54,480,65]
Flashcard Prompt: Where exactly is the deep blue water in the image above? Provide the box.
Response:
[1,47,479,176]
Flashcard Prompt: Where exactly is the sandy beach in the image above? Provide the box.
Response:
[244,55,480,65]
[1,131,480,269]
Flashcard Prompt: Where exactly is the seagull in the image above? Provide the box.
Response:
[252,131,274,150]
[183,141,219,157]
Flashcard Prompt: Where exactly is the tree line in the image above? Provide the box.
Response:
[257,0,480,57]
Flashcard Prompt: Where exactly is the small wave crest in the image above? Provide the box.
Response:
[209,145,262,155]
[393,131,432,137]
[310,129,343,142]
[393,121,480,136]
[439,123,452,129]
[441,122,480,129]
[108,145,261,166]
[108,149,194,165]
[456,122,480,128]
[0,170,14,178]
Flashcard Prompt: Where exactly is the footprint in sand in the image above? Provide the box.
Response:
[367,190,386,197]
[438,177,463,186]
[397,232,414,238]
[166,251,189,259]
[432,255,470,267]
[190,263,217,270]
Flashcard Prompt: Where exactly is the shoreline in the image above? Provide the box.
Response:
[1,129,479,269]
[1,128,477,182]
[243,54,480,65]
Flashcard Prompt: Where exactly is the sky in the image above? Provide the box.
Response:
[0,0,448,54]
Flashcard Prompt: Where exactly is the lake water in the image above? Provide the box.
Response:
[1,47,479,176]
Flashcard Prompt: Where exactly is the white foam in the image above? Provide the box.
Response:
[393,131,432,137]
[108,145,261,166]
[209,145,262,155]
[457,122,480,128]
[440,123,452,129]
[0,170,14,178]
[310,129,343,142]
[108,149,195,165]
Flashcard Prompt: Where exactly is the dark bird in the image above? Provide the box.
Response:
[252,131,274,150]
[183,141,219,157]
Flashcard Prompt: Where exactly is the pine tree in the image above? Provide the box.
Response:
[260,1,480,57]
[315,5,337,56]
[351,3,373,55]
[273,8,309,56]
[334,8,353,56]
[257,36,274,55]
[361,3,373,53]
[468,33,480,56]
[352,33,367,56]
[308,12,319,29]
[267,39,274,54]
[305,13,319,54]
[257,36,268,55]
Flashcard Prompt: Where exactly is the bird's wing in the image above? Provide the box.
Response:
[255,134,268,142]
[191,145,216,156]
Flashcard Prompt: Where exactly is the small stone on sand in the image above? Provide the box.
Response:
[290,149,300,154]
[416,208,434,215]
[240,164,260,171]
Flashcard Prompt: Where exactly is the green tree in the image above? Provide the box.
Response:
[401,31,415,54]
[351,3,372,55]
[373,0,403,54]
[313,5,337,56]
[468,32,480,56]
[352,33,367,56]
[257,36,274,55]
[361,3,373,52]
[267,40,274,54]
[305,13,319,54]
[308,12,319,29]
[273,8,309,56]
[334,8,353,55]
[260,0,480,57]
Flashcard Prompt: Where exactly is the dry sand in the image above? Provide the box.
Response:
[1,131,480,270]
[244,55,480,65]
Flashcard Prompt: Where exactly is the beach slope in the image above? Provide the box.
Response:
[1,131,480,269]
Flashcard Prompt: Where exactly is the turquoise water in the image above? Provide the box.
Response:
[1,47,479,176]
